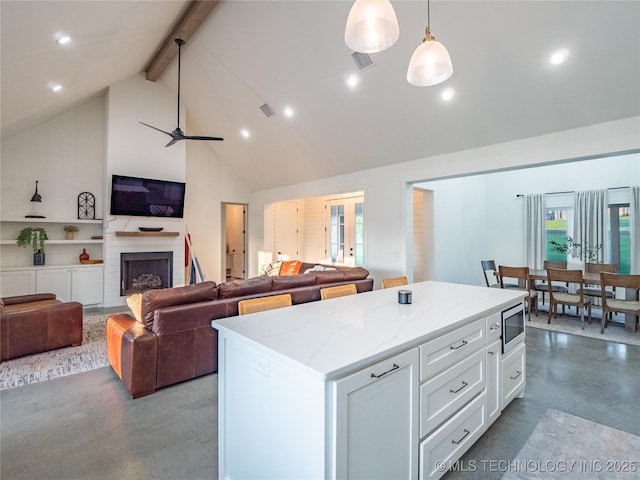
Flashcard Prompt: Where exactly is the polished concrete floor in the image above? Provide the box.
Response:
[1,327,639,480]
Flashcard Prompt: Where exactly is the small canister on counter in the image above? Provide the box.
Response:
[398,289,412,304]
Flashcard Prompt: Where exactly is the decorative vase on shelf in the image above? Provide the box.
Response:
[66,232,74,240]
[33,251,45,266]
[79,248,90,263]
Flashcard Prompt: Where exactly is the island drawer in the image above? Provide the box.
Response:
[419,392,486,480]
[419,348,485,438]
[486,311,501,343]
[419,318,485,381]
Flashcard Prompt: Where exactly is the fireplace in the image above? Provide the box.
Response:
[120,251,173,296]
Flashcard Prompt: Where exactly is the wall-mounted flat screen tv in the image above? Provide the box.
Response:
[110,174,186,218]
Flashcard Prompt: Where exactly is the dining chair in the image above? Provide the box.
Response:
[381,276,408,289]
[577,263,618,316]
[481,260,501,288]
[498,266,538,321]
[546,268,592,329]
[320,283,357,300]
[238,293,292,315]
[599,273,640,334]
[533,260,569,307]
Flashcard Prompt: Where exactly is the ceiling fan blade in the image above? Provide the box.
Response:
[140,121,172,137]
[144,39,224,147]
[182,135,224,141]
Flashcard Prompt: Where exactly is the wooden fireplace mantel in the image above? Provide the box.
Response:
[115,231,179,237]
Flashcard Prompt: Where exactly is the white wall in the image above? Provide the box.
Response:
[248,117,640,288]
[418,153,640,287]
[185,136,251,285]
[1,97,105,219]
[102,74,188,306]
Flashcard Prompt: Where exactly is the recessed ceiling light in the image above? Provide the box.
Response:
[55,33,71,45]
[549,48,569,66]
[284,106,294,118]
[48,82,62,92]
[240,128,250,139]
[346,74,360,88]
[441,88,455,101]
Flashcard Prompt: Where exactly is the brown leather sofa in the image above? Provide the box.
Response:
[107,264,373,398]
[1,293,83,362]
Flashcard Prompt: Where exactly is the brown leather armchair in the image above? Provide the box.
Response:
[1,293,83,362]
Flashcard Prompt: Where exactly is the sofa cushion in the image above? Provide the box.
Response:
[143,282,218,329]
[3,299,61,313]
[314,270,348,284]
[341,266,370,281]
[271,274,317,291]
[279,260,303,275]
[218,276,273,299]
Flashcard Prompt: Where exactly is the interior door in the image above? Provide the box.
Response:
[274,201,299,260]
[225,204,247,280]
[325,196,364,265]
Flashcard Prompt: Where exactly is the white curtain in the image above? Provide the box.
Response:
[524,194,545,268]
[631,186,640,274]
[573,190,607,262]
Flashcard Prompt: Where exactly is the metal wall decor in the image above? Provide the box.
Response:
[77,192,96,219]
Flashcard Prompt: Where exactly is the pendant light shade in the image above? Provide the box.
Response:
[345,0,399,53]
[407,27,453,86]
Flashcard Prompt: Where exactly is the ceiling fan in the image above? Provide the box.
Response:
[140,38,223,147]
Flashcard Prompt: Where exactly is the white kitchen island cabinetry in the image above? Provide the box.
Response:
[213,281,525,480]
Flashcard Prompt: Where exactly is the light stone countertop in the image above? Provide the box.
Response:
[212,280,525,380]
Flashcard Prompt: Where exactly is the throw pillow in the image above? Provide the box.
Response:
[266,261,282,276]
[279,260,302,276]
[126,293,143,323]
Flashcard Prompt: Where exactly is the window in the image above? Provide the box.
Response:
[325,196,364,265]
[545,207,571,262]
[608,204,630,274]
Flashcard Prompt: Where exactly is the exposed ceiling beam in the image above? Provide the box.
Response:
[144,0,218,82]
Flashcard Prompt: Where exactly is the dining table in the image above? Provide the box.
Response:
[529,268,637,332]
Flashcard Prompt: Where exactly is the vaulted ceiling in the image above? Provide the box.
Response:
[2,1,639,191]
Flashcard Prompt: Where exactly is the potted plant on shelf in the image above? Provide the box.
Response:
[550,235,602,270]
[16,226,48,265]
[63,224,79,240]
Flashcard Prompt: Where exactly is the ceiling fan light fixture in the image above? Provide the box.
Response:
[345,0,399,53]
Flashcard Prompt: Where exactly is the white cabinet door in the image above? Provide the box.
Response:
[36,268,72,302]
[485,339,501,426]
[502,342,526,409]
[72,265,104,305]
[0,270,36,297]
[333,348,419,480]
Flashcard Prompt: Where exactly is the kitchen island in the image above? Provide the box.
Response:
[212,280,526,480]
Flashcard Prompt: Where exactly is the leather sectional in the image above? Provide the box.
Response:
[106,264,373,398]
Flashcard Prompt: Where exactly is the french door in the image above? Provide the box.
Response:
[325,196,364,265]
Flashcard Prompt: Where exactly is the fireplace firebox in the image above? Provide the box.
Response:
[120,251,173,296]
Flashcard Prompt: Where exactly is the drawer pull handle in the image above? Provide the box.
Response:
[451,429,470,445]
[488,351,495,356]
[510,370,522,380]
[450,340,468,350]
[370,363,399,379]
[490,323,500,331]
[450,381,468,394]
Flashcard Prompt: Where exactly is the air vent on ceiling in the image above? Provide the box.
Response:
[352,51,375,71]
[260,103,274,117]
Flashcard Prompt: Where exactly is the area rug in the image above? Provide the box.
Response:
[0,312,123,390]
[526,310,640,347]
[502,409,640,479]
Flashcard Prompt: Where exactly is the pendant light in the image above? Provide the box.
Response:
[407,0,453,86]
[345,0,399,53]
